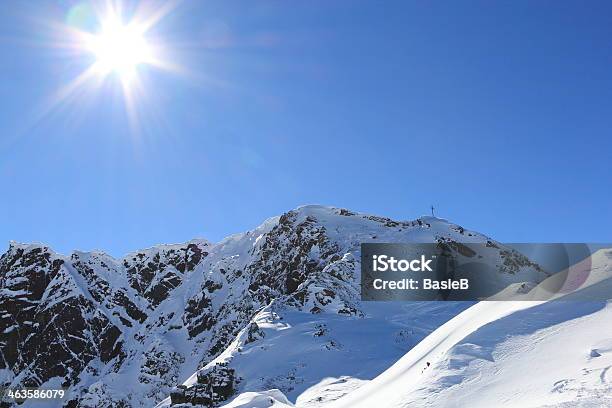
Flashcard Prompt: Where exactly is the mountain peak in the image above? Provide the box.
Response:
[0,206,532,408]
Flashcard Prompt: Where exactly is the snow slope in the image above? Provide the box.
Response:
[329,249,612,408]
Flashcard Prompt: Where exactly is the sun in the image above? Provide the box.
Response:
[39,0,184,131]
[87,16,154,83]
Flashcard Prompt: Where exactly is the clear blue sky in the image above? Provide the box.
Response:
[1,0,610,257]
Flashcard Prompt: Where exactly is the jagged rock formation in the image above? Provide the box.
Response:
[0,206,547,407]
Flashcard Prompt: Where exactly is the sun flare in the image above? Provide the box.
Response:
[40,0,183,132]
[87,17,153,83]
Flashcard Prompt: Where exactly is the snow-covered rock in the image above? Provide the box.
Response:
[0,206,549,407]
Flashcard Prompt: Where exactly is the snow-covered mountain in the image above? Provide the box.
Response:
[0,206,573,407]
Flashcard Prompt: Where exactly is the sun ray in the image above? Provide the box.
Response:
[40,64,102,119]
[132,0,181,35]
[28,0,185,136]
